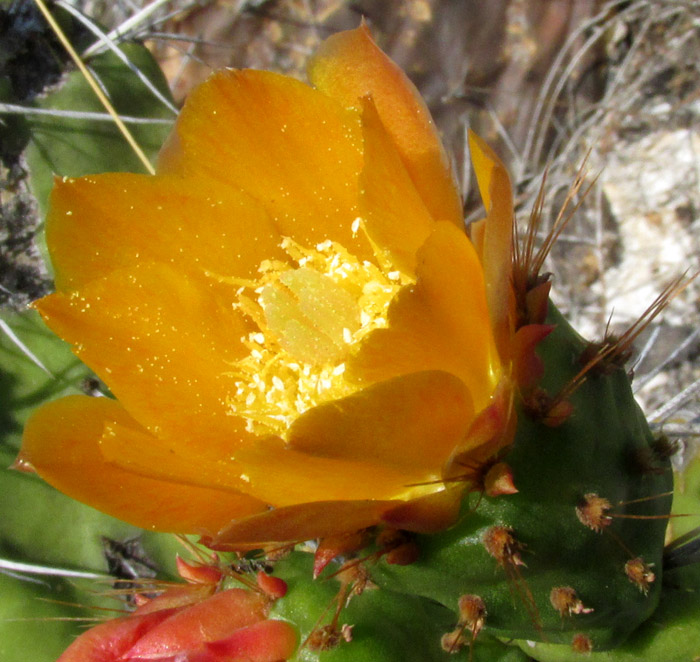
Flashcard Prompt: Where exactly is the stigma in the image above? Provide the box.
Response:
[227,235,410,436]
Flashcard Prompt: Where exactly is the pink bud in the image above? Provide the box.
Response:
[256,570,288,599]
[176,555,223,585]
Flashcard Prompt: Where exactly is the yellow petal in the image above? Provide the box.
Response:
[233,437,434,506]
[468,130,515,360]
[309,24,463,226]
[20,396,267,535]
[349,222,500,412]
[157,69,371,260]
[35,262,252,443]
[99,422,248,494]
[215,500,397,545]
[358,98,435,274]
[288,371,473,474]
[47,173,286,291]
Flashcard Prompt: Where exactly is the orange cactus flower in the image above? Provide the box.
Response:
[18,25,516,545]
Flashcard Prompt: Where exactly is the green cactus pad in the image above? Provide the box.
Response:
[269,551,533,662]
[517,562,700,662]
[371,305,672,652]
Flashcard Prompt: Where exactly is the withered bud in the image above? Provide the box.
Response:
[484,462,518,496]
[571,633,593,654]
[549,586,594,617]
[457,594,487,638]
[482,526,526,567]
[624,557,655,594]
[575,493,613,532]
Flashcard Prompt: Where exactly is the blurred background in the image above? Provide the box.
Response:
[0,1,699,659]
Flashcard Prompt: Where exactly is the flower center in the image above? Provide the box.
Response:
[227,235,409,436]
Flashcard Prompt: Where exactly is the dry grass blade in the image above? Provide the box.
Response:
[81,0,177,58]
[55,0,179,115]
[32,0,156,174]
[0,103,173,124]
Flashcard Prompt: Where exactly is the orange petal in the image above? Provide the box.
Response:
[446,379,516,477]
[468,130,515,361]
[125,589,267,659]
[175,557,223,587]
[288,371,473,474]
[255,571,288,599]
[349,221,500,412]
[35,262,252,443]
[204,619,299,661]
[135,585,217,614]
[358,98,435,274]
[20,396,267,534]
[309,24,463,226]
[382,486,464,533]
[57,608,177,662]
[313,530,369,578]
[512,324,554,389]
[233,437,436,507]
[157,69,371,260]
[215,500,397,545]
[46,173,286,292]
